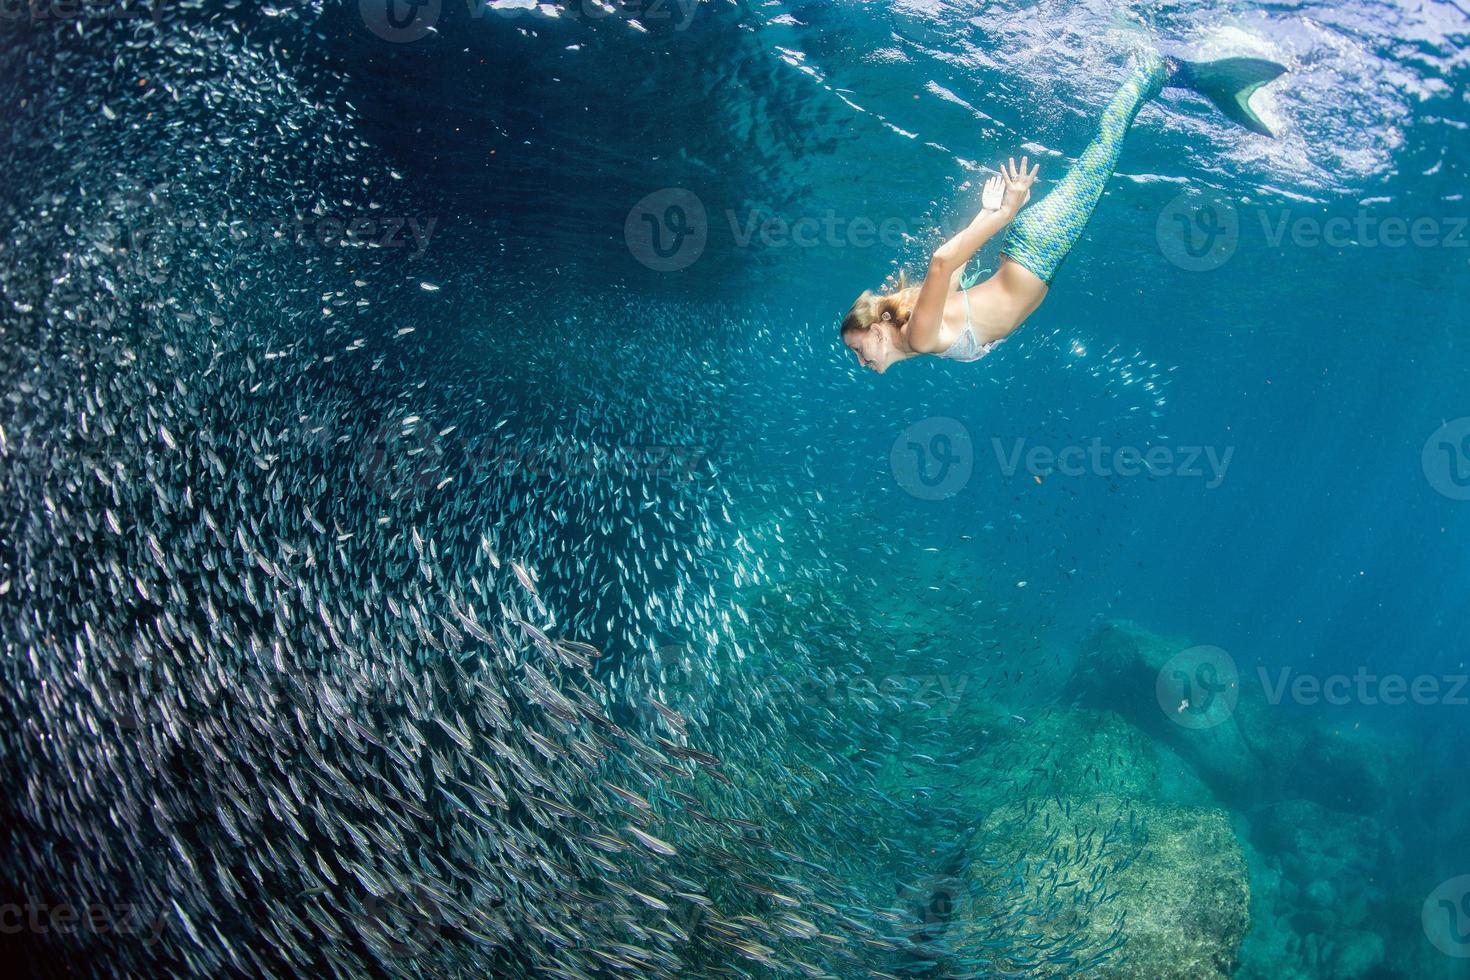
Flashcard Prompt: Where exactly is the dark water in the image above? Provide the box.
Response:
[1,1,1468,978]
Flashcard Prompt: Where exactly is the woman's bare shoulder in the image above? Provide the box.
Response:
[908,290,960,355]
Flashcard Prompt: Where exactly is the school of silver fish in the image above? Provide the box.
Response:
[0,3,1146,978]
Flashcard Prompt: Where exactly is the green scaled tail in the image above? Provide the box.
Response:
[1167,56,1287,137]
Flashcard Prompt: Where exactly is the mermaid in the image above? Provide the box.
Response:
[841,51,1286,373]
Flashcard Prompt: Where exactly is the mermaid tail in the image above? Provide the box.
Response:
[1166,56,1287,138]
[984,50,1286,286]
[995,53,1169,285]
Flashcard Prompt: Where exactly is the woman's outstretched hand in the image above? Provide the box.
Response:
[981,174,1005,212]
[1000,156,1040,214]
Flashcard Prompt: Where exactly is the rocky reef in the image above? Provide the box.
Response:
[1047,619,1461,980]
[848,609,1465,978]
[931,703,1250,978]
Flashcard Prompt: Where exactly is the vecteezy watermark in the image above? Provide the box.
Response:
[1258,667,1469,707]
[891,417,973,501]
[991,437,1233,488]
[778,672,972,719]
[125,209,437,261]
[1155,652,1468,726]
[1422,417,1470,501]
[270,214,436,255]
[1155,645,1240,730]
[359,0,441,42]
[111,661,400,737]
[0,0,172,24]
[899,867,980,949]
[352,419,714,499]
[0,900,166,944]
[1424,876,1470,958]
[362,0,712,43]
[360,886,454,955]
[625,188,707,272]
[479,0,706,31]
[360,883,710,957]
[626,189,991,272]
[1157,190,1240,272]
[726,206,919,252]
[1158,190,1469,272]
[1260,211,1468,251]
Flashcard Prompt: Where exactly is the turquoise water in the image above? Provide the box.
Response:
[1,1,1469,977]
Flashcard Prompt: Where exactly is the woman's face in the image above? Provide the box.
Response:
[846,325,894,374]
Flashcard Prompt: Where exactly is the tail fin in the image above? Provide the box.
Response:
[1167,56,1287,137]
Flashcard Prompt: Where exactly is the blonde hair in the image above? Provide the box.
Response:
[841,270,921,339]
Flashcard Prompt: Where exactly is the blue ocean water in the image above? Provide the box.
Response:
[338,0,1470,673]
[2,1,1469,977]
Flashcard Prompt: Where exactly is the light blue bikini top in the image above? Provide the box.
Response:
[936,290,1001,363]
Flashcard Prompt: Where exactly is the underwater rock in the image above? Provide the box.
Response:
[1068,621,1278,800]
[1234,831,1311,980]
[1303,877,1337,909]
[1329,929,1386,979]
[1068,621,1409,814]
[1249,799,1390,914]
[944,705,1209,812]
[1098,803,1252,980]
[967,799,1250,979]
[1234,798,1396,980]
[1294,727,1402,814]
[937,702,1247,978]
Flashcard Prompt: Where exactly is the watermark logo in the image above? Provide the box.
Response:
[625,188,706,272]
[119,202,437,263]
[349,416,713,501]
[1258,666,1468,707]
[360,0,441,42]
[1155,645,1239,729]
[483,0,703,32]
[280,214,436,255]
[361,886,451,955]
[1422,418,1470,501]
[891,417,972,500]
[1157,190,1239,272]
[118,192,183,263]
[1159,194,1467,272]
[1424,876,1470,958]
[991,437,1232,488]
[727,205,916,251]
[903,868,975,947]
[354,418,440,498]
[0,900,166,945]
[0,0,172,24]
[1261,211,1468,251]
[779,672,972,719]
[627,193,1002,269]
[128,214,181,262]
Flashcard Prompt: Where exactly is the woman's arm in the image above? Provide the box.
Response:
[909,164,1033,352]
[946,175,1007,291]
[909,216,1010,353]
